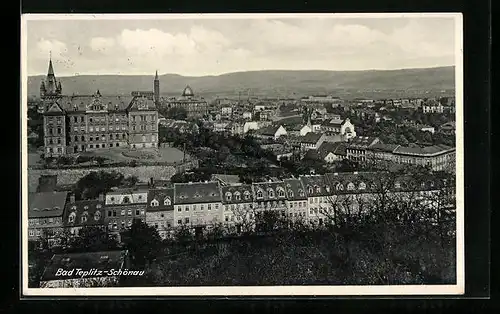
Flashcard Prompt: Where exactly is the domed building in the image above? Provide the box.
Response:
[160,85,208,118]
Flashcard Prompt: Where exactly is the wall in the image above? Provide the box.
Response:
[28,165,177,192]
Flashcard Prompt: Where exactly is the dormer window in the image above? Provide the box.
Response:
[371,183,377,190]
[94,211,101,221]
[359,182,366,190]
[268,189,275,198]
[123,196,130,204]
[81,212,88,223]
[164,197,171,206]
[244,191,251,200]
[257,190,263,199]
[234,192,241,201]
[347,183,355,190]
[70,206,77,211]
[325,186,331,193]
[307,186,313,194]
[298,189,305,197]
[336,183,344,191]
[83,206,89,210]
[288,190,294,198]
[194,193,201,198]
[225,192,232,201]
[315,185,320,193]
[151,199,159,207]
[96,204,102,209]
[394,182,401,189]
[277,188,285,198]
[68,212,76,223]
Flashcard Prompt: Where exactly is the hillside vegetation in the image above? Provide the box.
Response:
[28,66,455,100]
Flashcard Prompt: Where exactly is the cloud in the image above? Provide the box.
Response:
[90,37,116,53]
[36,38,68,58]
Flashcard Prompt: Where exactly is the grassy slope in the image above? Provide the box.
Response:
[28,66,455,100]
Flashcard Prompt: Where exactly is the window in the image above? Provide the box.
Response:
[74,136,78,142]
[151,199,159,207]
[244,191,250,200]
[201,204,204,211]
[57,138,61,144]
[215,204,219,210]
[177,219,182,225]
[57,128,61,134]
[112,210,117,217]
[185,217,190,224]
[336,183,344,191]
[185,206,190,212]
[347,183,355,190]
[107,210,112,217]
[225,192,232,201]
[208,204,212,210]
[395,182,401,189]
[81,213,88,223]
[359,182,366,190]
[94,211,101,221]
[315,185,320,193]
[29,230,35,237]
[136,209,140,216]
[121,210,125,216]
[177,207,182,212]
[73,116,78,123]
[257,190,263,199]
[234,192,241,200]
[308,186,313,194]
[123,196,130,204]
[277,188,285,197]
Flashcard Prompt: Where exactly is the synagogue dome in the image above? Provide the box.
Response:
[182,85,194,97]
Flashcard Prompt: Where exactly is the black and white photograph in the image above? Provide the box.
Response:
[21,13,464,296]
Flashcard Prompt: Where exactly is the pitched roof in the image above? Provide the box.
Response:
[221,184,254,204]
[174,182,221,205]
[393,144,454,156]
[256,125,283,136]
[29,191,68,218]
[318,141,347,157]
[299,175,331,197]
[347,136,379,148]
[300,132,323,144]
[211,174,241,185]
[147,188,174,211]
[283,178,307,200]
[63,199,106,227]
[40,250,127,282]
[323,118,346,127]
[252,181,288,202]
[368,143,400,153]
[57,95,134,112]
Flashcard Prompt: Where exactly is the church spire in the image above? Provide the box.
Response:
[155,70,159,80]
[48,53,54,76]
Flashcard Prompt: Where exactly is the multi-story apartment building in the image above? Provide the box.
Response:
[366,143,456,172]
[298,175,332,224]
[28,191,68,246]
[345,136,380,162]
[62,194,106,236]
[104,188,148,234]
[221,184,255,232]
[282,178,308,221]
[320,116,356,140]
[172,182,223,228]
[146,188,174,239]
[39,58,159,157]
[252,181,289,216]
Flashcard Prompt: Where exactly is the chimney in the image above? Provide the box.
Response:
[333,173,338,176]
[98,193,104,202]
[69,193,76,203]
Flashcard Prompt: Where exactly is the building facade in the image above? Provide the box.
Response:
[161,86,209,118]
[39,59,159,157]
[28,191,68,246]
[104,188,148,234]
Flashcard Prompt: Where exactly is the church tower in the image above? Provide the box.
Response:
[154,70,160,105]
[40,56,62,99]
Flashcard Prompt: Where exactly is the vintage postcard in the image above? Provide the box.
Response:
[21,13,464,296]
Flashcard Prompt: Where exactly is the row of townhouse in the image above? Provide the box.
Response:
[28,172,455,242]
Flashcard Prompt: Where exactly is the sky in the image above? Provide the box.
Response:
[24,14,459,77]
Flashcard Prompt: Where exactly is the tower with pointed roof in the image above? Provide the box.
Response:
[40,56,62,99]
[154,70,160,105]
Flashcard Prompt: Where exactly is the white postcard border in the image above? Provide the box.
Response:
[21,12,465,296]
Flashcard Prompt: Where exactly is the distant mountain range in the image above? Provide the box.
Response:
[27,66,455,100]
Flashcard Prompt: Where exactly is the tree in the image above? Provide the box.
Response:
[73,170,125,200]
[164,107,188,120]
[67,226,119,252]
[122,219,163,268]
